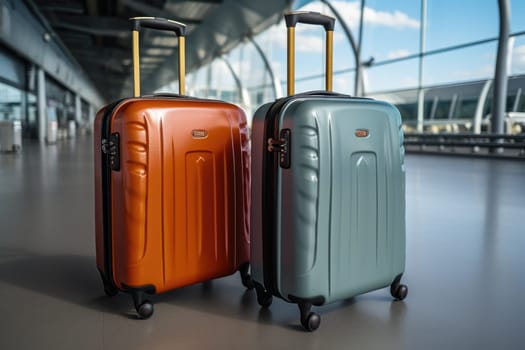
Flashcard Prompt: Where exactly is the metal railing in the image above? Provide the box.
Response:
[404,133,525,158]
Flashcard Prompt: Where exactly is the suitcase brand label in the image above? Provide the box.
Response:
[192,129,208,139]
[355,129,369,138]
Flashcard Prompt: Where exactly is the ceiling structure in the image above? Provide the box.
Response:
[31,0,293,102]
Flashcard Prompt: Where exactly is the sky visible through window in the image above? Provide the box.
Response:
[290,0,525,93]
[163,0,525,113]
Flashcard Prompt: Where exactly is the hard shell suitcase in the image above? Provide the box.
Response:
[0,120,22,152]
[250,12,408,331]
[94,18,251,319]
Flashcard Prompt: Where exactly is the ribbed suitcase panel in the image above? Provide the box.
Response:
[105,99,249,293]
[275,98,405,303]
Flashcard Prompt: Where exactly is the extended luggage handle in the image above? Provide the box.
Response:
[284,11,335,96]
[129,17,187,97]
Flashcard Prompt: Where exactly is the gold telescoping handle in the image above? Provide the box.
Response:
[130,17,187,97]
[132,30,140,97]
[284,11,335,96]
[178,36,185,96]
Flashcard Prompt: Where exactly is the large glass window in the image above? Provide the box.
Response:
[510,34,525,76]
[360,0,421,63]
[426,0,498,51]
[154,0,524,135]
[364,58,418,93]
[0,82,23,121]
[423,42,497,86]
[0,49,25,86]
[26,92,37,138]
[510,0,525,33]
[46,77,75,132]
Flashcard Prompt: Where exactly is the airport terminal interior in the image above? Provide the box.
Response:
[1,0,524,349]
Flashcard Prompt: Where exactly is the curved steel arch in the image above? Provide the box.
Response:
[248,36,283,99]
[219,56,251,112]
[320,0,362,96]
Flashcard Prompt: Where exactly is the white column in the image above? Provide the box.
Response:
[417,0,427,133]
[89,103,96,127]
[75,94,81,124]
[37,67,46,144]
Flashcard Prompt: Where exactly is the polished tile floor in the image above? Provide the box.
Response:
[0,136,524,350]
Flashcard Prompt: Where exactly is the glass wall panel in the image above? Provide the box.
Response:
[227,42,265,90]
[360,0,421,63]
[254,20,288,92]
[46,77,75,135]
[0,82,23,121]
[334,70,355,94]
[208,59,238,102]
[26,93,37,138]
[423,42,497,86]
[0,48,25,86]
[510,34,525,76]
[364,58,418,93]
[510,0,525,33]
[81,99,90,122]
[426,0,498,51]
[225,43,266,114]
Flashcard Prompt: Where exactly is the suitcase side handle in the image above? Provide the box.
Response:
[129,17,186,97]
[284,11,335,96]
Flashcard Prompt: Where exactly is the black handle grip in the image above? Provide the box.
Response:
[130,17,186,36]
[284,11,335,31]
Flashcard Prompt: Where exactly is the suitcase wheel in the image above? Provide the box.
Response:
[392,284,408,301]
[301,312,321,332]
[238,262,254,290]
[136,301,154,319]
[255,284,273,308]
[104,283,118,297]
[131,290,154,319]
[99,273,118,297]
[298,301,321,331]
[390,274,408,301]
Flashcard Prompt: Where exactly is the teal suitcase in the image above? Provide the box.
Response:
[250,12,408,331]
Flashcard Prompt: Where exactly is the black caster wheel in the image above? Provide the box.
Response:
[392,284,408,300]
[104,283,118,297]
[136,300,154,319]
[131,290,154,319]
[255,285,273,308]
[239,262,254,290]
[301,312,321,332]
[390,274,408,301]
[242,275,255,290]
[257,291,273,308]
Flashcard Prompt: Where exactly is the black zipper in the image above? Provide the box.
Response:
[100,99,126,289]
[261,96,294,298]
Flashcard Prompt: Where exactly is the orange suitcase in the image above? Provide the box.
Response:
[94,18,251,318]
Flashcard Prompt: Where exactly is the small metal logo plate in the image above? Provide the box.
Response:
[192,129,208,139]
[355,129,369,138]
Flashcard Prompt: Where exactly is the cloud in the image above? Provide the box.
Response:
[364,8,420,29]
[334,76,353,93]
[453,64,494,81]
[386,49,411,59]
[511,45,525,74]
[301,1,420,30]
